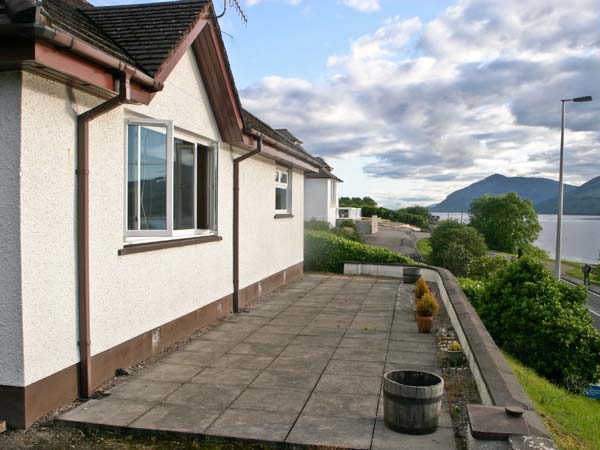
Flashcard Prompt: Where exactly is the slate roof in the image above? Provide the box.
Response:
[242,109,322,167]
[4,0,210,77]
[275,128,303,146]
[83,0,208,76]
[305,157,343,182]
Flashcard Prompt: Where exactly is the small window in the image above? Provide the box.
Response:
[275,167,291,213]
[126,120,218,239]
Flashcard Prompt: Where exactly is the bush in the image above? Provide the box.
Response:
[522,243,549,260]
[305,219,330,231]
[304,229,417,273]
[478,257,600,389]
[430,221,487,277]
[415,276,429,300]
[331,226,361,242]
[337,219,357,230]
[401,205,430,220]
[361,206,428,228]
[457,277,486,310]
[416,292,439,317]
[469,255,509,280]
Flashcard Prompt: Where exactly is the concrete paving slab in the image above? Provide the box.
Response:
[251,369,321,391]
[228,342,287,357]
[190,367,260,386]
[207,409,298,442]
[258,325,305,335]
[299,326,347,337]
[183,340,238,353]
[315,373,382,396]
[245,331,296,345]
[289,334,342,347]
[136,363,202,383]
[303,392,378,419]
[230,387,310,413]
[161,351,224,367]
[372,418,457,450]
[163,383,245,408]
[269,355,330,373]
[210,354,274,370]
[286,414,375,450]
[130,403,223,434]
[60,397,156,427]
[324,360,385,377]
[278,344,335,359]
[332,347,387,362]
[106,379,180,402]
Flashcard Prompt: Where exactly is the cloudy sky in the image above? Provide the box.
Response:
[95,0,600,208]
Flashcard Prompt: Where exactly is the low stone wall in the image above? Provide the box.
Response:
[344,262,558,450]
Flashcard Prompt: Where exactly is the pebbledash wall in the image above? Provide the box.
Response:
[304,177,337,227]
[0,48,305,426]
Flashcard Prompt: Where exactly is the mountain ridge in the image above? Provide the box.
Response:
[429,174,578,213]
[535,176,600,215]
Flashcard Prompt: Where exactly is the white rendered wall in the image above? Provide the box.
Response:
[17,48,305,386]
[304,178,330,225]
[238,155,305,290]
[0,72,25,386]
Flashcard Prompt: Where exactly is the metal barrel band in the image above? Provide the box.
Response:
[383,390,442,406]
[383,418,438,435]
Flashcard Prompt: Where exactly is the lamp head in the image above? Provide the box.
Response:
[573,96,593,102]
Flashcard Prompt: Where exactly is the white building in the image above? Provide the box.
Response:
[0,0,322,428]
[304,157,344,227]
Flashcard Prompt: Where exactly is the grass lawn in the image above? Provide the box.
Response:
[505,353,600,450]
[416,238,432,263]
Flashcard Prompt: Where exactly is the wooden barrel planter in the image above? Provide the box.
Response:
[403,267,421,284]
[383,370,444,435]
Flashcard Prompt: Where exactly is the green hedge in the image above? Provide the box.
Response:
[304,229,416,273]
[460,258,600,390]
[361,206,428,229]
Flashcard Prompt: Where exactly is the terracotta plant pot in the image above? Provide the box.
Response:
[416,315,433,333]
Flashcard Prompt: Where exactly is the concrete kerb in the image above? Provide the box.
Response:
[343,262,558,450]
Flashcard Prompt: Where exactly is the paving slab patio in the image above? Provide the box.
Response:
[59,274,456,450]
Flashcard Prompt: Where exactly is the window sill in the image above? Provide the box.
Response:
[274,213,294,219]
[118,235,222,255]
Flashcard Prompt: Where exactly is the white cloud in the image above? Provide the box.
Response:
[339,0,381,12]
[241,0,600,204]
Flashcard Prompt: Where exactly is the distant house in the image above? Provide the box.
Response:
[304,157,344,227]
[0,0,322,428]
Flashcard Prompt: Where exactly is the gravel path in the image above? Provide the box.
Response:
[362,225,430,261]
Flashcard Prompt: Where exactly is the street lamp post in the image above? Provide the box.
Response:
[554,96,593,279]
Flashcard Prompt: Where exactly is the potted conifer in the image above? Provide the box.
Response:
[415,292,439,333]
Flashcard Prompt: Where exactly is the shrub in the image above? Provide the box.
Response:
[360,206,428,229]
[415,276,429,300]
[457,277,486,310]
[430,221,487,277]
[416,292,439,317]
[304,229,417,273]
[522,243,548,260]
[401,205,430,220]
[337,219,356,230]
[305,219,330,231]
[449,341,462,351]
[331,226,361,242]
[469,255,508,280]
[478,257,600,389]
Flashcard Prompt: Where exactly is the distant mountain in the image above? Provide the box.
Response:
[430,174,577,213]
[535,176,600,215]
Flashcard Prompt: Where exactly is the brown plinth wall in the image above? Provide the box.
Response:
[0,261,303,429]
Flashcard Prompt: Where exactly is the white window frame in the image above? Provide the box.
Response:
[275,166,292,214]
[124,119,218,242]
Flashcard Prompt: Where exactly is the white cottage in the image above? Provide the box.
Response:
[0,0,321,428]
[304,157,344,227]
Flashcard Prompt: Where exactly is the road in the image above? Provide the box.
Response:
[363,226,600,331]
[362,225,429,262]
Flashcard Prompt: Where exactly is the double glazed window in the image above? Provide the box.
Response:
[126,120,218,238]
[275,167,291,213]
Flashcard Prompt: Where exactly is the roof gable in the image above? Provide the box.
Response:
[83,0,208,77]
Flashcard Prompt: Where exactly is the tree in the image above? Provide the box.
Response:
[469,193,541,253]
[339,196,378,208]
[430,221,487,276]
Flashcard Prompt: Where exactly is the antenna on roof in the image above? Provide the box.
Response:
[214,0,248,25]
